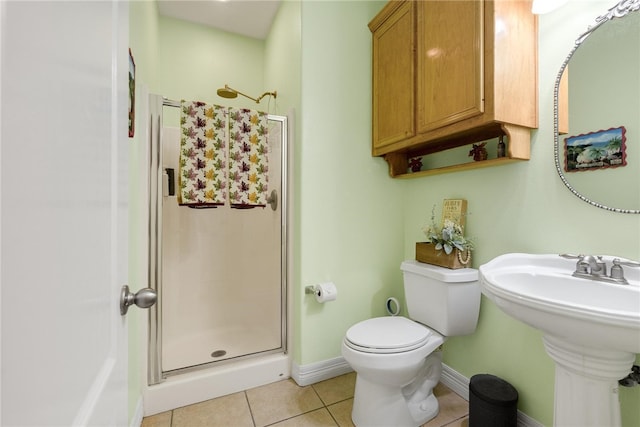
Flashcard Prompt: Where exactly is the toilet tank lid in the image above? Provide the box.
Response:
[401,260,478,282]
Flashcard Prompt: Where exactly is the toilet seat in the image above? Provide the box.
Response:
[344,317,433,354]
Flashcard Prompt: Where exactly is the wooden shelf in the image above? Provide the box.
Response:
[395,157,524,179]
[382,123,531,178]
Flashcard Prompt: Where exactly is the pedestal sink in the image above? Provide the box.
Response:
[479,253,640,427]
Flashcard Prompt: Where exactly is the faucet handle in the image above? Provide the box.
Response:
[613,258,640,268]
[560,254,589,274]
[609,258,640,283]
[559,253,584,259]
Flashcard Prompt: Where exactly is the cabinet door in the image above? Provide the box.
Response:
[371,1,414,153]
[416,0,484,133]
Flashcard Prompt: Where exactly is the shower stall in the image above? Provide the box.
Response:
[143,94,290,414]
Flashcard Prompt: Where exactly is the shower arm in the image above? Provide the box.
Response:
[255,91,277,104]
[232,87,260,103]
[220,84,277,104]
[236,89,277,104]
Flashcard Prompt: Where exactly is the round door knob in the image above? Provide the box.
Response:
[120,285,157,315]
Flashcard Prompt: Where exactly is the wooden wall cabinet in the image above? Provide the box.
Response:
[369,0,538,178]
[370,1,415,151]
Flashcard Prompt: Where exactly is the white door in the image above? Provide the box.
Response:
[1,1,130,426]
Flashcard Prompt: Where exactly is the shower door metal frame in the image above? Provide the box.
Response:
[147,94,289,385]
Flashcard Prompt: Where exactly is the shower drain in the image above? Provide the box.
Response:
[211,350,227,358]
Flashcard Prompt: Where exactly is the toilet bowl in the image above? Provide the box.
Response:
[342,261,480,427]
[342,316,444,426]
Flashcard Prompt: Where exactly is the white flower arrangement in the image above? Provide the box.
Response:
[423,206,474,255]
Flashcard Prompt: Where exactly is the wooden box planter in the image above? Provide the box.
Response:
[415,242,471,270]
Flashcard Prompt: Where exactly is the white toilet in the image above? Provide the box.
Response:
[341,260,480,427]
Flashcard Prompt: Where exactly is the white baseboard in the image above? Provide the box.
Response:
[293,356,543,427]
[291,356,353,386]
[440,363,471,400]
[515,411,545,427]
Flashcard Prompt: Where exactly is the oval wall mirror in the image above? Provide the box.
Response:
[554,0,640,214]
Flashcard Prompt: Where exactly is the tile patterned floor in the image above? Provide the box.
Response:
[141,372,469,427]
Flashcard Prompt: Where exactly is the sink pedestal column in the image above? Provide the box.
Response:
[543,336,635,427]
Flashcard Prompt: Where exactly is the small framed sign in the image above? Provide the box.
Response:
[564,126,627,172]
[442,199,467,229]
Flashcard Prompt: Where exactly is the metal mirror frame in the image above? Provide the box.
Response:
[553,0,640,214]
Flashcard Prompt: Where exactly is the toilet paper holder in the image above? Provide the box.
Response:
[305,285,319,295]
[304,282,338,303]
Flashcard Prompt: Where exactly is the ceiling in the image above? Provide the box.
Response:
[157,0,282,40]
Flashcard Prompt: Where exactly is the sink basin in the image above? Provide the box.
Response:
[479,253,640,427]
[479,253,640,354]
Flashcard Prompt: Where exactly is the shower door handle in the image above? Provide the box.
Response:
[120,285,157,315]
[266,189,277,211]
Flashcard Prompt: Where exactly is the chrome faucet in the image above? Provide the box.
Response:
[576,255,606,276]
[560,254,640,285]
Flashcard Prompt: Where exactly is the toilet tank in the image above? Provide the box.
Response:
[401,260,480,336]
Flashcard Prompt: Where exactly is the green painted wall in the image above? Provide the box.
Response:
[298,0,405,364]
[156,14,267,127]
[130,1,640,425]
[263,0,305,363]
[264,0,302,119]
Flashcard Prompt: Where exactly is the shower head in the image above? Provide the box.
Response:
[216,84,277,104]
[216,85,238,99]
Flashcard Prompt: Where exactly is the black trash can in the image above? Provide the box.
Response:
[469,374,518,427]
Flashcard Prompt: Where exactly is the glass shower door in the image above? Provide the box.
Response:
[159,115,287,374]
